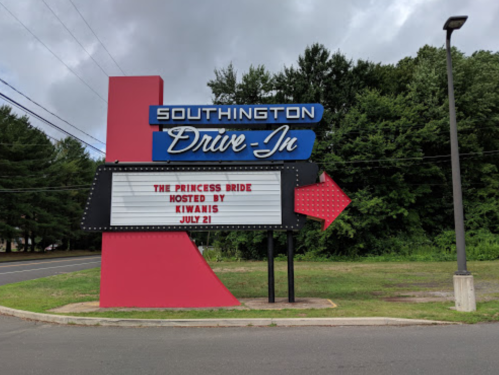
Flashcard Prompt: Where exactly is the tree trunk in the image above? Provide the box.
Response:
[24,227,30,252]
[30,234,36,252]
[6,241,11,253]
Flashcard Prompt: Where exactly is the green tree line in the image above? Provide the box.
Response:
[0,105,101,252]
[201,43,499,259]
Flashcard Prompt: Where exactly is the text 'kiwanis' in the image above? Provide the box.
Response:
[153,183,253,224]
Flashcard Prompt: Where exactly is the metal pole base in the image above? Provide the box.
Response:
[287,231,295,303]
[453,274,476,312]
[267,230,275,303]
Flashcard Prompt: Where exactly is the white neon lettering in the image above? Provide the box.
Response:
[173,128,247,154]
[240,108,252,120]
[254,108,267,120]
[218,130,232,152]
[167,127,199,154]
[286,107,300,119]
[270,107,284,119]
[207,136,222,151]
[157,108,169,120]
[232,135,246,152]
[187,108,201,120]
[203,108,217,120]
[172,108,185,120]
[219,108,231,120]
[279,137,298,152]
[302,107,314,119]
[192,134,213,152]
[254,125,291,158]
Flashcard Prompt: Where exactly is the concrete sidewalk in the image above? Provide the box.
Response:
[48,298,337,313]
[0,304,458,327]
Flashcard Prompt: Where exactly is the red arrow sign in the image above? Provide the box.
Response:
[294,172,351,231]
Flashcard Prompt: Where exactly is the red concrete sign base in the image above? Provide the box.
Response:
[100,75,239,308]
[100,232,240,308]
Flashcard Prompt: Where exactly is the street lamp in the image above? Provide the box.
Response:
[443,15,476,312]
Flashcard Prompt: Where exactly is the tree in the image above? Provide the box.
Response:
[0,105,56,252]
[205,44,499,258]
[0,105,102,252]
[52,138,95,250]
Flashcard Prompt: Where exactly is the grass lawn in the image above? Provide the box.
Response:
[0,250,101,263]
[0,261,498,323]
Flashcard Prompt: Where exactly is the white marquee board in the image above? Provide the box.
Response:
[110,171,282,227]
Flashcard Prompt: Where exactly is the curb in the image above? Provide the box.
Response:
[0,254,101,264]
[0,305,459,327]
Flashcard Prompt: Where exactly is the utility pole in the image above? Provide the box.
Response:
[443,15,476,312]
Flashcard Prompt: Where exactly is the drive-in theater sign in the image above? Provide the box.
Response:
[82,77,350,308]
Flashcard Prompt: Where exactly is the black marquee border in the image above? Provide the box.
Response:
[81,162,318,232]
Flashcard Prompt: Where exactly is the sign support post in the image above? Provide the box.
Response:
[265,123,275,304]
[287,230,295,303]
[267,230,275,303]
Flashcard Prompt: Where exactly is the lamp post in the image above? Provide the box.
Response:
[443,15,476,312]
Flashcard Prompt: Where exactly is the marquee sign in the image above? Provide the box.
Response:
[149,104,324,127]
[83,100,351,233]
[82,162,319,232]
[84,75,351,309]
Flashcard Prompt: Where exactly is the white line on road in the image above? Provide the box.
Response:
[0,261,101,275]
[0,256,101,268]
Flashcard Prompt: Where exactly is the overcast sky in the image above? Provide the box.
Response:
[1,0,498,157]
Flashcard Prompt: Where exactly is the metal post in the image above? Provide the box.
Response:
[267,230,275,303]
[445,30,470,276]
[287,230,295,302]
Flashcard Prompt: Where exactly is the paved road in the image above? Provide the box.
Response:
[1,257,498,374]
[0,256,101,286]
[0,315,497,375]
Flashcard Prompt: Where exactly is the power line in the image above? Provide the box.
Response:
[336,122,499,137]
[0,184,90,191]
[0,142,59,146]
[0,0,108,104]
[41,0,110,78]
[69,0,126,76]
[320,149,499,165]
[0,97,61,143]
[0,171,85,178]
[0,78,106,145]
[0,91,105,155]
[0,187,90,193]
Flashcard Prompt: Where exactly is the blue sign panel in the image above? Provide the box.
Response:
[152,126,315,161]
[149,104,323,128]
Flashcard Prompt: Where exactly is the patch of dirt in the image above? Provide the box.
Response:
[381,284,499,303]
[383,297,449,303]
[212,267,250,273]
[391,282,449,288]
[242,298,336,310]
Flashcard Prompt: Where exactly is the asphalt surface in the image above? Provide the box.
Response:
[1,256,498,374]
[0,315,497,375]
[0,256,101,286]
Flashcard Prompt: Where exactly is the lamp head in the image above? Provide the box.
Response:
[443,16,468,31]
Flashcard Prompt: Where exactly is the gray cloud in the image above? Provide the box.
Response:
[0,0,498,157]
